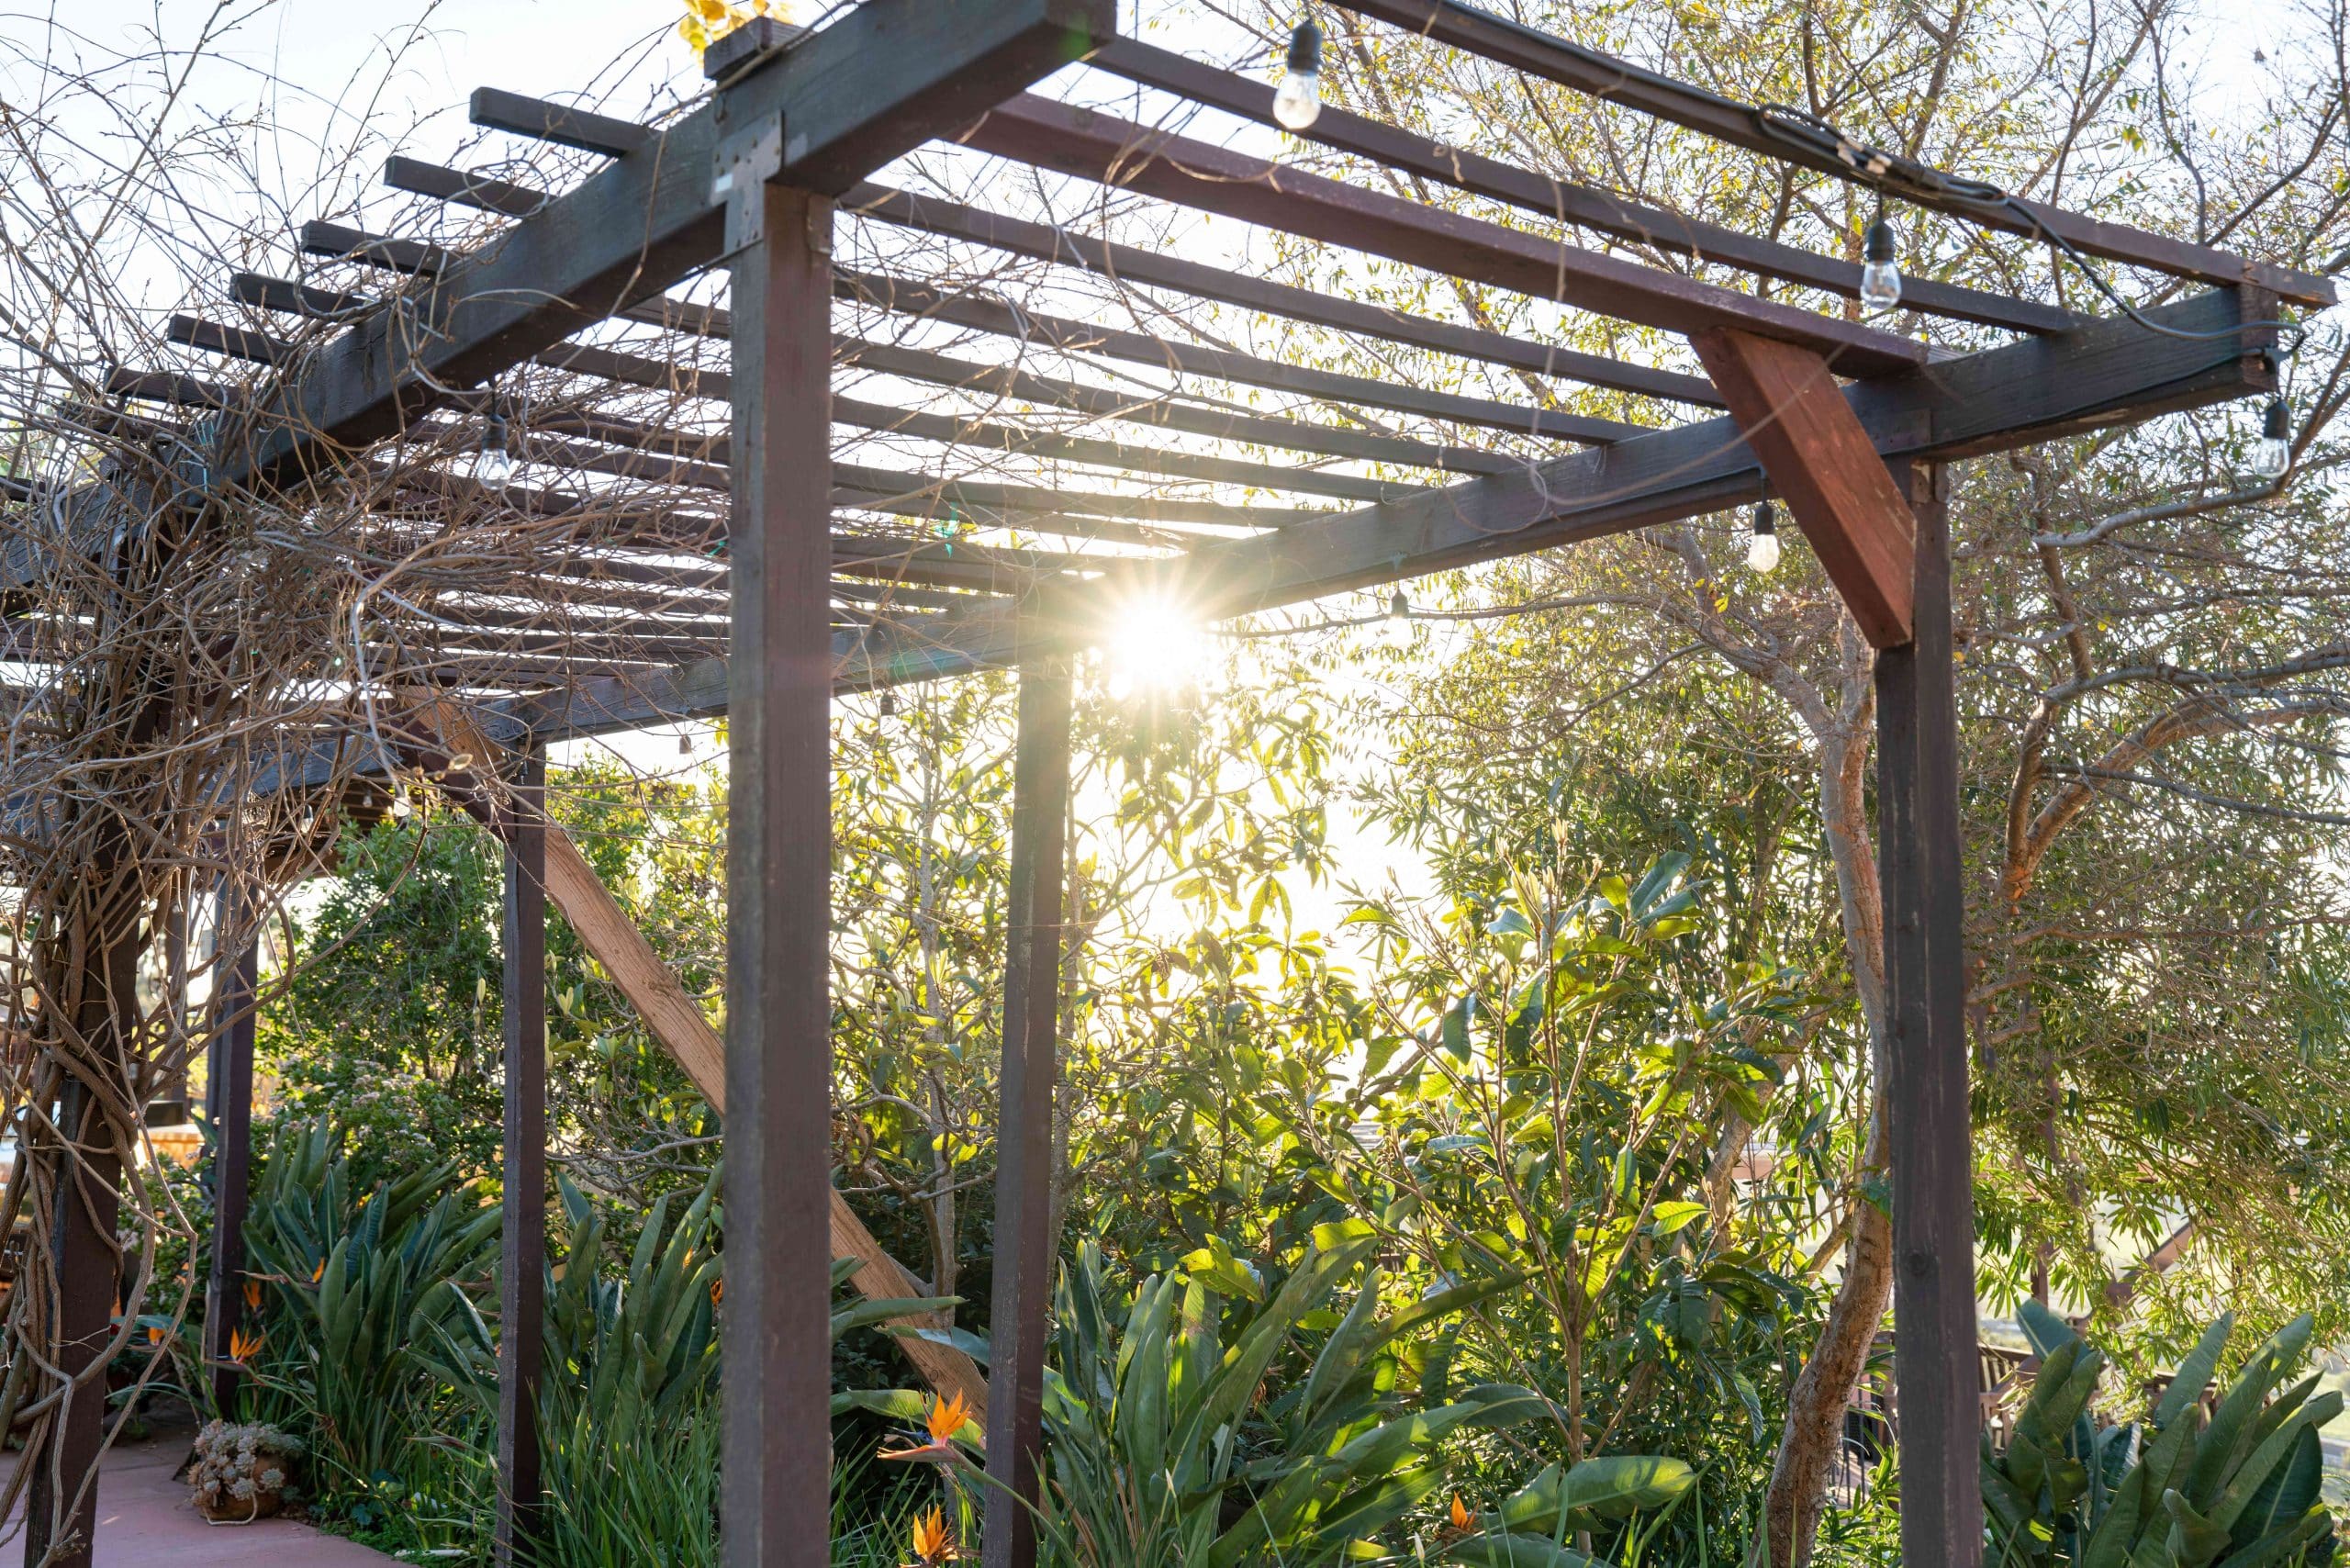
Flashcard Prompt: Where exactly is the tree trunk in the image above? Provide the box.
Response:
[1760,715,1899,1567]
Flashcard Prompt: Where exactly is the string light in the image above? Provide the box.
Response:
[1386,587,1409,621]
[1274,19,1323,131]
[1747,499,1782,574]
[473,407,513,488]
[1860,216,1902,311]
[2253,397,2293,479]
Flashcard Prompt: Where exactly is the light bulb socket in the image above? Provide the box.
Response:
[1751,498,1777,536]
[1286,19,1323,73]
[481,410,509,455]
[2264,397,2291,442]
[879,691,898,717]
[1387,588,1409,620]
[1863,218,1896,264]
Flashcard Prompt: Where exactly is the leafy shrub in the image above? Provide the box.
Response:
[1982,1302,2341,1567]
[239,1115,500,1544]
[1024,1224,1689,1567]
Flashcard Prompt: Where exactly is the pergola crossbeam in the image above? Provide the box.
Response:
[1339,0,2334,305]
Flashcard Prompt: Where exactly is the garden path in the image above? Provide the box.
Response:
[3,1419,397,1565]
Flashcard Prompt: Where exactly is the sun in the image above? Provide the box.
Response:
[1102,595,1214,698]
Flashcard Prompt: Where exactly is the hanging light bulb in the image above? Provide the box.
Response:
[1860,215,1902,312]
[1747,499,1782,574]
[473,409,514,488]
[1273,19,1324,131]
[2252,397,2293,479]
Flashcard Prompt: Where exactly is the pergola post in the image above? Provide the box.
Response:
[719,149,836,1566]
[25,889,140,1568]
[1873,459,1981,1566]
[202,887,259,1419]
[495,746,548,1564]
[981,650,1074,1568]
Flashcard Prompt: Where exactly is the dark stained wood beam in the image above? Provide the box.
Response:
[1873,461,1981,1566]
[1692,326,1918,647]
[469,88,651,158]
[834,267,1634,441]
[1341,0,2334,308]
[520,286,2281,731]
[821,284,2279,688]
[384,155,548,218]
[1091,37,2078,337]
[229,271,371,318]
[721,156,837,1563]
[852,183,1725,407]
[169,314,287,365]
[378,151,1651,441]
[494,747,548,1565]
[981,649,1072,1568]
[959,95,1928,378]
[201,904,258,1419]
[224,263,1535,474]
[218,0,1116,489]
[164,315,1412,509]
[839,335,1518,473]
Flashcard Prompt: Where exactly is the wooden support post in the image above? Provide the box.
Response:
[495,748,548,1565]
[202,891,259,1419]
[27,921,140,1568]
[721,155,835,1567]
[28,1086,124,1568]
[401,702,990,1415]
[982,652,1074,1568]
[1873,460,1980,1566]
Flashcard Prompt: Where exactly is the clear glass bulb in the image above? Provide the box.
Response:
[1273,68,1321,130]
[2253,397,2292,479]
[473,445,514,488]
[1859,258,1902,312]
[1747,529,1783,574]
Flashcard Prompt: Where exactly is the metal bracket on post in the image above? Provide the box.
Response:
[711,120,785,254]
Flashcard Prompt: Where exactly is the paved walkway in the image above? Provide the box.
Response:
[6,1423,397,1566]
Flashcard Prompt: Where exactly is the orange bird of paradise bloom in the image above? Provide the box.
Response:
[1450,1495,1473,1531]
[311,1259,326,1284]
[906,1506,957,1565]
[145,1326,165,1346]
[878,1392,970,1463]
[228,1327,263,1362]
[243,1280,263,1310]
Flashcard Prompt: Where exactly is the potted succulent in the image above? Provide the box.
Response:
[187,1419,303,1522]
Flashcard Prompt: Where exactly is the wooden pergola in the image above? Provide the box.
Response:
[2,1,2331,1564]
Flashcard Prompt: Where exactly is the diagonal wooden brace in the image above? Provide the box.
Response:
[387,700,989,1419]
[1693,326,1919,648]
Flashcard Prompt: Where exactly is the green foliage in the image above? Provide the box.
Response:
[238,1117,501,1551]
[1981,1303,2341,1567]
[1025,1226,1679,1567]
[525,1170,726,1568]
[266,820,507,1179]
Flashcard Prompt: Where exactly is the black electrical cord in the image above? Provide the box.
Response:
[1404,0,2311,351]
[1751,100,2308,353]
